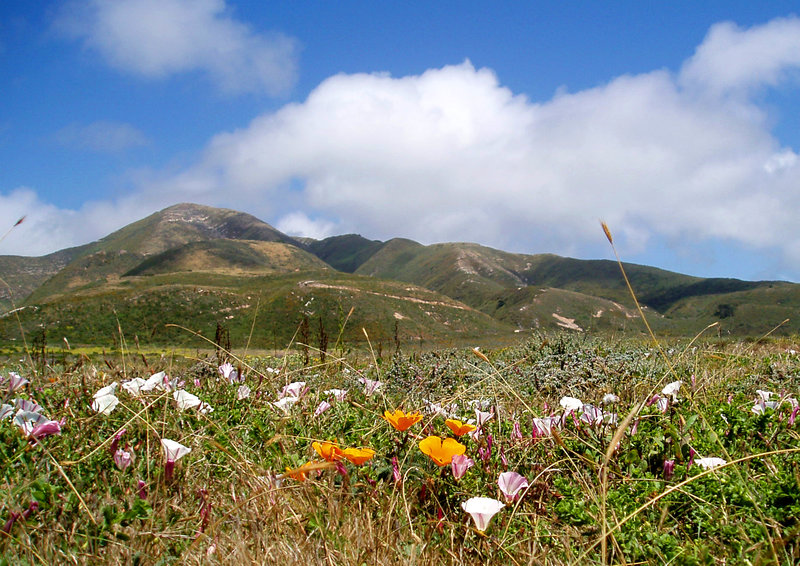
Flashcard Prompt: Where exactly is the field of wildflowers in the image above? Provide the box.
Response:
[1,333,800,564]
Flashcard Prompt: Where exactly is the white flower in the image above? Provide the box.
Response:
[559,396,583,413]
[475,408,494,426]
[662,381,682,401]
[324,389,348,402]
[161,438,191,462]
[602,393,620,405]
[93,382,118,399]
[173,389,213,413]
[218,363,239,383]
[466,399,491,411]
[272,396,299,413]
[695,457,726,470]
[141,371,167,392]
[756,389,774,402]
[532,416,559,437]
[13,398,43,413]
[2,372,29,394]
[13,410,49,435]
[461,497,505,532]
[237,385,251,400]
[498,472,529,502]
[121,378,147,397]
[0,404,13,420]
[92,394,119,415]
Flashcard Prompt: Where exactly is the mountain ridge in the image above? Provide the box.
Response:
[0,203,797,346]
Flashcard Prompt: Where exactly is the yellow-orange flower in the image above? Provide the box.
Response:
[283,461,316,481]
[445,419,477,436]
[312,441,344,462]
[341,447,376,465]
[383,409,423,432]
[419,436,466,466]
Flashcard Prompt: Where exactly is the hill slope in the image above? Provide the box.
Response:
[1,203,799,345]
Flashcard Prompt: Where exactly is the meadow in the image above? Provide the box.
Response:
[1,329,800,565]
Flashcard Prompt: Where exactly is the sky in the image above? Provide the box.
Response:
[2,1,800,282]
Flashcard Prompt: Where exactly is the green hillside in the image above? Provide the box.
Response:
[307,234,385,273]
[0,245,92,311]
[0,270,514,349]
[124,240,329,276]
[1,203,799,347]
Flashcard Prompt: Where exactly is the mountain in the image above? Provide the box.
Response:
[0,203,798,349]
[23,203,312,303]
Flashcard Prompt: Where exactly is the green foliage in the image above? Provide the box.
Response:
[2,333,800,563]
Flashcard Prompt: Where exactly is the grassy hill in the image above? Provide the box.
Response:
[0,270,515,350]
[1,203,799,347]
[0,245,92,311]
[307,234,385,273]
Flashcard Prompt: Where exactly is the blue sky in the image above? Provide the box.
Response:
[2,1,800,282]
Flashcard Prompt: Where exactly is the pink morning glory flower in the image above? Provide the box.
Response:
[498,471,529,502]
[358,377,382,396]
[161,439,191,482]
[451,454,475,480]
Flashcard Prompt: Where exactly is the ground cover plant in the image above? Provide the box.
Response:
[2,330,800,565]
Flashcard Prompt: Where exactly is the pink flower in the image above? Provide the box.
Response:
[114,449,133,470]
[28,418,64,443]
[3,372,29,394]
[451,454,475,480]
[279,382,307,399]
[218,363,241,383]
[137,480,147,499]
[498,471,529,502]
[109,428,126,454]
[358,378,382,396]
[314,401,332,417]
[392,456,401,483]
[511,422,523,441]
[663,459,675,480]
[161,439,191,482]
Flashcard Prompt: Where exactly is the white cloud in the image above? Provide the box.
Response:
[276,212,336,240]
[0,188,164,257]
[158,27,800,262]
[53,121,149,153]
[7,16,800,281]
[680,17,800,97]
[56,0,298,95]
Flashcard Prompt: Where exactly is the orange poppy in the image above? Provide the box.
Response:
[312,441,344,462]
[341,447,376,465]
[283,461,328,482]
[383,409,423,432]
[419,436,466,466]
[445,419,477,436]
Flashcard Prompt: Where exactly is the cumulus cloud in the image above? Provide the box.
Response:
[151,13,800,263]
[0,188,167,257]
[276,212,337,240]
[56,0,298,95]
[680,17,800,96]
[53,121,149,153]
[7,16,800,279]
